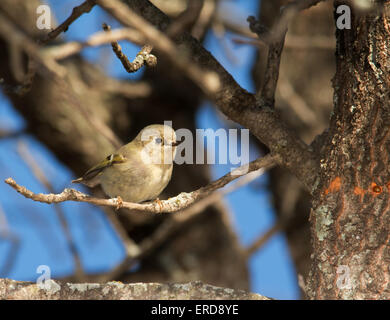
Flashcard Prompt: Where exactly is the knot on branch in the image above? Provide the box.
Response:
[247,16,269,38]
[102,23,157,73]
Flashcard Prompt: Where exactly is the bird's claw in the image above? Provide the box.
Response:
[115,196,123,210]
[154,198,163,211]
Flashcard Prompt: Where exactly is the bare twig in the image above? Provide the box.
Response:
[100,79,151,98]
[5,154,276,214]
[95,0,221,95]
[40,0,97,44]
[192,0,217,39]
[245,175,302,258]
[17,141,85,281]
[167,0,204,38]
[232,35,335,50]
[212,21,240,65]
[167,0,203,36]
[44,28,144,60]
[9,41,25,83]
[102,23,156,73]
[245,222,284,258]
[0,129,25,139]
[177,166,267,219]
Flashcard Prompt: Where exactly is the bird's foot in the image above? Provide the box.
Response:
[115,196,123,210]
[154,198,163,212]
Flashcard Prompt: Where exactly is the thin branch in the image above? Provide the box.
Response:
[102,23,157,73]
[192,0,217,39]
[5,154,276,214]
[248,0,326,104]
[245,175,302,258]
[40,27,152,97]
[43,27,144,60]
[232,35,335,50]
[167,0,204,38]
[100,79,151,98]
[40,0,97,44]
[176,166,267,219]
[95,0,222,95]
[0,129,25,140]
[244,221,284,258]
[212,21,240,65]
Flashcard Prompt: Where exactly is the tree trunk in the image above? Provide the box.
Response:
[307,1,390,299]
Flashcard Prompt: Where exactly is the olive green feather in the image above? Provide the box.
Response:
[72,153,126,184]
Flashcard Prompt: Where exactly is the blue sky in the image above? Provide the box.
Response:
[0,0,299,299]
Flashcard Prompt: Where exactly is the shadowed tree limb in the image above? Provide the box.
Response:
[40,0,97,44]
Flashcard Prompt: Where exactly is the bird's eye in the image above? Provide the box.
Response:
[155,137,163,144]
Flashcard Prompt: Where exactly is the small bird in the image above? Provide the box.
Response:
[72,124,179,203]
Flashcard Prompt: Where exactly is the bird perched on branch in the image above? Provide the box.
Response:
[72,124,179,203]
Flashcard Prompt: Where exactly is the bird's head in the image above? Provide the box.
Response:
[136,124,179,165]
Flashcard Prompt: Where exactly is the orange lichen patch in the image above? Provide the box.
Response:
[324,177,341,195]
[354,187,365,201]
[354,187,365,196]
[386,181,390,192]
[370,182,382,196]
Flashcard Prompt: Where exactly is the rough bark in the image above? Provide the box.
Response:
[0,278,269,300]
[307,1,390,299]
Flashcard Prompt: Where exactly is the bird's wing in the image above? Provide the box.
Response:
[72,153,126,186]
